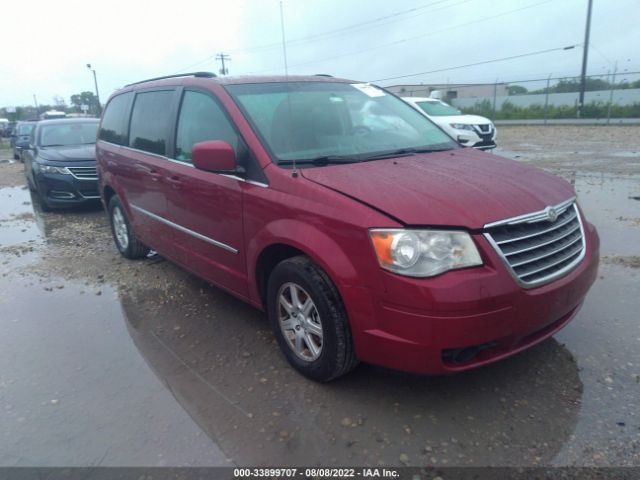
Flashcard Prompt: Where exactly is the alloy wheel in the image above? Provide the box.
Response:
[277,282,323,361]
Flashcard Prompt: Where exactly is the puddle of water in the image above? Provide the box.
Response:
[1,164,638,467]
[115,275,585,466]
[0,186,107,249]
[567,174,640,257]
[554,261,640,465]
[0,274,227,466]
[0,186,41,246]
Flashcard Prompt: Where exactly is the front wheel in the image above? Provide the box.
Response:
[267,256,358,382]
[108,195,150,259]
[32,177,52,212]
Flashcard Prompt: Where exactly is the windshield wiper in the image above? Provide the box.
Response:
[359,147,452,161]
[278,155,362,166]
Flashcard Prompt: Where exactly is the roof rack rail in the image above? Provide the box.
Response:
[314,73,333,77]
[125,71,216,87]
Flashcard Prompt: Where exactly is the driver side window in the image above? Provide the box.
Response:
[175,90,239,163]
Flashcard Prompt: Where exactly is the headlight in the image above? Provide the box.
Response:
[39,165,71,174]
[369,229,482,277]
[450,123,474,131]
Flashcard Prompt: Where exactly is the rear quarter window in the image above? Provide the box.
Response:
[99,92,133,145]
[128,90,175,156]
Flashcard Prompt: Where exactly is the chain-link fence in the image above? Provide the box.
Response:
[392,71,640,122]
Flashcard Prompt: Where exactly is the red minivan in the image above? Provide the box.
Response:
[97,72,599,381]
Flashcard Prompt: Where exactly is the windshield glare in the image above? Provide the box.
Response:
[227,82,457,165]
[39,122,98,147]
[416,100,462,116]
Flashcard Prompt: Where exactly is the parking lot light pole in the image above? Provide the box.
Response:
[86,64,102,116]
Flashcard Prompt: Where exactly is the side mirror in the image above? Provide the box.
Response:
[192,140,238,173]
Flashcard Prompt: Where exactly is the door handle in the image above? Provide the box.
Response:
[136,164,161,181]
[136,164,157,174]
[167,176,183,189]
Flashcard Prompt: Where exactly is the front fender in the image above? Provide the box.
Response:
[246,218,361,304]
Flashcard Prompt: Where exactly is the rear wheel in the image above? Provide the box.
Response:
[108,195,150,259]
[267,256,358,382]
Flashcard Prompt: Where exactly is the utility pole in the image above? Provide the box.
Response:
[607,61,617,124]
[33,94,39,118]
[577,0,593,118]
[491,79,498,121]
[216,53,231,75]
[543,73,552,125]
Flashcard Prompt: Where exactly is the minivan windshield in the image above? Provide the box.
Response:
[226,81,457,166]
[39,122,99,147]
[416,101,462,116]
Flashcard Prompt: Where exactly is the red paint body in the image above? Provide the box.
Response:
[97,75,599,374]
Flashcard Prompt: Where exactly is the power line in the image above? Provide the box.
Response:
[388,70,640,88]
[228,0,464,54]
[371,45,580,83]
[242,0,555,75]
[175,56,217,74]
[173,0,470,73]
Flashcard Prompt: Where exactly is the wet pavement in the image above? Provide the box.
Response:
[0,128,639,467]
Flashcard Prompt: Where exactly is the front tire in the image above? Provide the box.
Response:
[267,256,358,382]
[108,195,150,259]
[33,178,52,212]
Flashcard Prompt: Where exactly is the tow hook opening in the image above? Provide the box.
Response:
[442,341,498,365]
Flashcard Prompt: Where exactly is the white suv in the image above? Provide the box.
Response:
[403,97,496,150]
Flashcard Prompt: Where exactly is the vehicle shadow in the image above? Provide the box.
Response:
[118,272,583,467]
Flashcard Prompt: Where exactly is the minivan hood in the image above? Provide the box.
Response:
[301,148,574,229]
[38,144,96,162]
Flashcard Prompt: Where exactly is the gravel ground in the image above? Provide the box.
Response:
[496,125,640,175]
[0,126,639,468]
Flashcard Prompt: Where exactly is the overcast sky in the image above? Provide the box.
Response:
[1,0,638,107]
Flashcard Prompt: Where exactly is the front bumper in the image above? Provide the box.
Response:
[454,127,496,150]
[342,222,599,374]
[35,169,100,208]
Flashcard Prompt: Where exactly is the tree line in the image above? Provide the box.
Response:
[507,78,640,96]
[0,91,100,121]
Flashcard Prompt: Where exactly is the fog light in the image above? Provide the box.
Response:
[50,190,75,199]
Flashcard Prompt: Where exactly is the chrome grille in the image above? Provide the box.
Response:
[477,124,492,133]
[484,198,585,287]
[67,167,98,180]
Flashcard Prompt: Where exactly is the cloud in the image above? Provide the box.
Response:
[1,0,637,107]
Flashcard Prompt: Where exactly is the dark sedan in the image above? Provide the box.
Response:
[23,118,100,211]
[11,121,37,160]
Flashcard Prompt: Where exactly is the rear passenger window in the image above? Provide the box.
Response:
[175,90,239,163]
[129,90,174,155]
[99,92,132,145]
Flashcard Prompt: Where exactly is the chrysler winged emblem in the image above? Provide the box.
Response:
[545,206,558,222]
